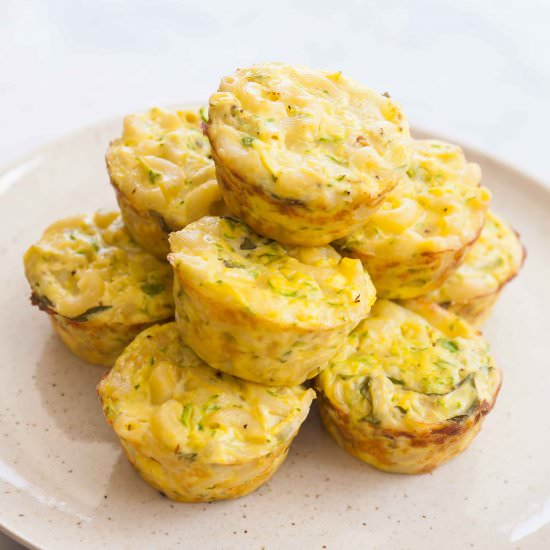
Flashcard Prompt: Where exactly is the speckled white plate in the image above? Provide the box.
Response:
[0,112,549,550]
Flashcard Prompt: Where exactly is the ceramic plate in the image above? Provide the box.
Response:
[0,113,549,550]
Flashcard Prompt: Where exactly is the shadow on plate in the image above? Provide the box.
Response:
[34,333,115,444]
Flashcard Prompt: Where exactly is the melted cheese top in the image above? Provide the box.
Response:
[106,107,218,229]
[99,323,315,462]
[24,211,173,323]
[429,211,524,303]
[317,300,500,430]
[338,140,490,258]
[168,216,376,328]
[207,62,411,209]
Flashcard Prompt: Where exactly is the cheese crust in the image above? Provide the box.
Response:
[24,211,174,366]
[106,107,225,258]
[427,211,525,327]
[336,140,490,299]
[168,216,376,386]
[207,62,411,245]
[97,323,315,502]
[316,299,501,473]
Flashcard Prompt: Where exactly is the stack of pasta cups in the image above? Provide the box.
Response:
[201,62,522,475]
[24,62,525,501]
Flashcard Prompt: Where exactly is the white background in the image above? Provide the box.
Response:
[1,0,549,548]
[2,0,550,185]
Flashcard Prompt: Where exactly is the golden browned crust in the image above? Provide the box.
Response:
[317,374,501,474]
[120,439,290,502]
[436,241,527,327]
[174,277,350,385]
[440,291,500,329]
[338,220,482,299]
[95,323,313,502]
[178,273,356,332]
[31,287,171,366]
[49,314,162,367]
[209,141,388,246]
[112,182,171,260]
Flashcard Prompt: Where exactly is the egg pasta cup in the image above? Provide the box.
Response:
[24,211,174,366]
[106,107,225,259]
[426,211,525,327]
[316,299,502,474]
[97,323,315,502]
[335,139,491,299]
[207,62,411,246]
[168,216,376,386]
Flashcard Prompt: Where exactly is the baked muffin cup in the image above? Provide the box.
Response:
[338,230,481,300]
[173,277,363,386]
[106,107,224,259]
[24,211,174,365]
[207,63,411,246]
[426,211,525,326]
[169,216,376,386]
[316,299,502,474]
[98,323,315,502]
[210,142,390,246]
[335,140,491,299]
